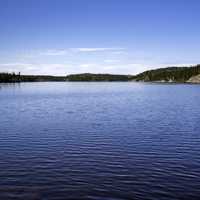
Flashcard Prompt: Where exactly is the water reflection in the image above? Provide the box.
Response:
[0,82,21,90]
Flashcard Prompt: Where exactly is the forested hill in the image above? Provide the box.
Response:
[66,65,200,83]
[0,73,66,83]
[133,65,200,83]
[0,73,130,82]
[66,73,131,81]
[1,65,200,83]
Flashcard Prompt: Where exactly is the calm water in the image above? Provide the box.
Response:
[0,82,200,200]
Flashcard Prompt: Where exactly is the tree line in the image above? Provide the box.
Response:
[1,65,200,83]
[0,72,68,82]
[0,72,21,82]
[133,65,200,82]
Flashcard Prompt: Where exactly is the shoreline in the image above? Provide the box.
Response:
[1,80,200,84]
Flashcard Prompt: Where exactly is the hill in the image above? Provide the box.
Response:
[133,65,200,83]
[1,65,200,83]
[66,73,131,81]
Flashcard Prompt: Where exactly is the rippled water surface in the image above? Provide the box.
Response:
[0,82,200,200]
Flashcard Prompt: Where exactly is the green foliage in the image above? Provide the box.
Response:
[134,65,200,82]
[1,65,200,83]
[66,73,131,81]
[0,72,21,82]
[0,73,66,83]
[20,75,66,82]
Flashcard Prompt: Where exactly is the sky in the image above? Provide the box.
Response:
[0,0,200,75]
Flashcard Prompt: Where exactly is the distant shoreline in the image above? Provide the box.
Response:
[1,64,200,83]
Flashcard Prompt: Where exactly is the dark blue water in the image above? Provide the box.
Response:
[0,82,200,200]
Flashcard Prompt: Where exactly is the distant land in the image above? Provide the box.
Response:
[1,64,200,83]
[66,73,131,82]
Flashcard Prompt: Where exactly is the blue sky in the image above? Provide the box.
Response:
[0,0,200,75]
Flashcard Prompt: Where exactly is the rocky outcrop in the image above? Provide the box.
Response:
[187,74,200,83]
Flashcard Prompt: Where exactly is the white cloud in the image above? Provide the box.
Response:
[21,48,126,59]
[0,63,33,67]
[79,63,96,68]
[71,47,125,53]
[0,63,70,75]
[1,47,198,76]
[0,62,197,75]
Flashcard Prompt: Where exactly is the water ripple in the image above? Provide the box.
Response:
[0,82,200,199]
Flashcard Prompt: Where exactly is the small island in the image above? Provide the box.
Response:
[1,64,200,83]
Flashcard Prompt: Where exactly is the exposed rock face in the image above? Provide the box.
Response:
[187,74,200,83]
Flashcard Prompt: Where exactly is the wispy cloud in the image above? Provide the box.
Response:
[0,63,34,73]
[79,63,96,68]
[1,47,197,76]
[71,47,125,53]
[0,62,70,75]
[0,61,197,75]
[22,48,126,58]
[0,63,33,67]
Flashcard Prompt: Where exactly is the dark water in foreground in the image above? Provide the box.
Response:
[0,82,200,200]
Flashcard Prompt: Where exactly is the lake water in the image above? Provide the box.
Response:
[0,82,200,200]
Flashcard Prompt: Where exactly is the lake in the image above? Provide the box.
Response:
[0,82,200,200]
